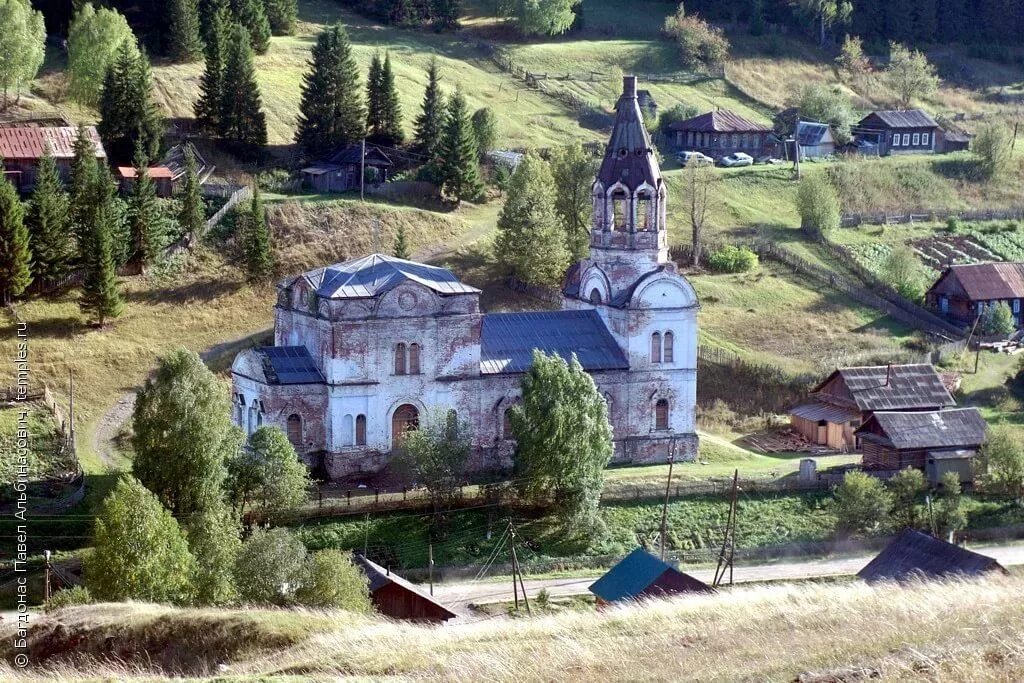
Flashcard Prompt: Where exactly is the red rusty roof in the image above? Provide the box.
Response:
[668,109,771,133]
[0,126,106,160]
[117,166,174,179]
[941,262,1024,301]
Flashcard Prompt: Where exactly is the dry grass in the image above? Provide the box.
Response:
[4,576,1024,681]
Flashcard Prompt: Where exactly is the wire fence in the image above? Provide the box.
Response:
[841,206,1024,227]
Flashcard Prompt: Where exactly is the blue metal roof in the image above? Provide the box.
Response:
[297,254,481,300]
[589,548,675,602]
[795,120,831,146]
[257,346,325,385]
[479,310,628,375]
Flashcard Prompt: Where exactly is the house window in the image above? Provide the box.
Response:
[663,331,674,363]
[355,414,366,446]
[409,343,421,375]
[977,301,984,315]
[913,133,920,146]
[892,133,900,147]
[503,408,514,440]
[651,332,662,363]
[922,133,930,147]
[655,399,669,430]
[395,343,407,375]
[940,296,949,313]
[342,414,354,446]
[903,134,910,146]
[589,288,602,305]
[392,404,419,449]
[234,394,245,427]
[286,414,302,449]
[1014,300,1021,315]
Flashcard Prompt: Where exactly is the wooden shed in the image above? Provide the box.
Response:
[354,555,457,623]
[926,262,1024,329]
[794,121,836,159]
[589,548,712,606]
[117,166,175,197]
[301,145,393,193]
[857,529,1006,583]
[855,408,987,484]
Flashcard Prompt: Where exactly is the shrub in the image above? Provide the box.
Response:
[663,5,729,70]
[659,103,700,134]
[833,471,892,535]
[793,84,856,145]
[44,586,92,612]
[974,121,1013,179]
[979,301,1016,337]
[706,245,759,273]
[234,527,308,605]
[295,549,372,611]
[946,216,963,233]
[795,174,840,238]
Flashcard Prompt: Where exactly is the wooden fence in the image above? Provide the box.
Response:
[204,184,251,232]
[840,206,1024,227]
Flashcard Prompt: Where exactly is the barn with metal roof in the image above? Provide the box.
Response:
[589,548,712,605]
[857,529,1005,583]
[0,126,106,191]
[354,555,458,622]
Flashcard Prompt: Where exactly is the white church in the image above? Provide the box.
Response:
[231,76,700,479]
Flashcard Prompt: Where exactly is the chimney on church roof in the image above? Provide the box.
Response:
[622,75,637,99]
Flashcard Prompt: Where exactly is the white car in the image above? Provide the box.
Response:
[676,151,714,167]
[719,152,754,167]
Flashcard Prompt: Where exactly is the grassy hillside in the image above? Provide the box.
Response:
[7,576,1024,680]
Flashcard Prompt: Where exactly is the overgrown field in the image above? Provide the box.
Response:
[7,577,1024,680]
[0,406,72,485]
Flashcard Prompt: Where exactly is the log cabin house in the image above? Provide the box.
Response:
[854,110,940,156]
[926,262,1024,329]
[117,166,175,197]
[855,407,987,485]
[0,126,106,191]
[667,109,772,159]
[789,364,955,450]
[301,144,393,193]
[589,548,712,605]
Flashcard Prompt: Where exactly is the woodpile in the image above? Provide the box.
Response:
[741,429,837,455]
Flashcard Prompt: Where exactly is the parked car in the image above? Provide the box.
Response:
[676,151,714,167]
[756,155,784,165]
[719,152,753,167]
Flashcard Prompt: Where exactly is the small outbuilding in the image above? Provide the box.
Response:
[857,529,1006,583]
[160,142,214,187]
[926,262,1024,329]
[301,145,393,193]
[354,555,458,623]
[855,407,987,484]
[589,548,712,605]
[117,166,175,197]
[794,120,836,159]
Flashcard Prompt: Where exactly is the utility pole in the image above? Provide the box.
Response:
[508,519,519,610]
[713,469,739,588]
[43,550,52,602]
[360,138,366,201]
[363,512,370,556]
[509,520,531,614]
[659,439,676,561]
[791,138,801,180]
[926,495,936,537]
[68,370,75,451]
[428,543,434,596]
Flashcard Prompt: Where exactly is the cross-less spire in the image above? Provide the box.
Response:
[596,75,662,193]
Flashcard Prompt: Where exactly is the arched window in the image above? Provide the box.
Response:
[663,331,674,363]
[248,399,263,434]
[503,407,514,440]
[409,343,421,374]
[655,399,669,430]
[651,332,662,363]
[286,414,302,448]
[637,192,652,231]
[394,343,407,375]
[342,414,354,446]
[234,394,245,427]
[612,190,628,230]
[589,288,602,305]
[355,414,367,446]
[392,404,419,449]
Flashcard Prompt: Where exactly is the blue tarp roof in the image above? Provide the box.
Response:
[479,310,628,375]
[589,548,676,602]
[257,346,325,385]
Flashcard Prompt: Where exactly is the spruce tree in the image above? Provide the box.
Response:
[413,57,443,158]
[218,23,268,152]
[79,165,124,326]
[365,52,384,141]
[232,0,271,54]
[0,167,32,303]
[128,143,164,268]
[98,43,163,164]
[168,0,204,62]
[265,0,298,35]
[194,1,227,133]
[243,184,274,281]
[26,146,73,285]
[295,23,365,155]
[431,0,460,29]
[69,124,98,244]
[436,89,483,201]
[379,52,404,145]
[393,223,411,259]
[179,145,206,237]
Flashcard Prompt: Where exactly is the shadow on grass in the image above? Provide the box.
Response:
[126,278,244,306]
[0,316,84,341]
[202,328,275,373]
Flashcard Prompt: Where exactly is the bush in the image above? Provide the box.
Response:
[663,5,729,70]
[295,549,372,611]
[979,301,1016,337]
[795,174,840,238]
[946,216,963,233]
[234,527,308,605]
[833,471,892,535]
[974,121,1013,179]
[706,245,759,273]
[44,586,92,612]
[793,84,856,145]
[659,103,700,134]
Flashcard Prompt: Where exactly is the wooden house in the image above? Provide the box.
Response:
[301,145,393,193]
[926,262,1024,329]
[790,364,955,450]
[938,128,971,153]
[589,548,712,605]
[117,166,175,197]
[855,408,987,484]
[160,142,214,188]
[857,529,1005,583]
[354,555,457,623]
[0,126,106,191]
[667,110,772,158]
[855,110,940,156]
[794,121,836,159]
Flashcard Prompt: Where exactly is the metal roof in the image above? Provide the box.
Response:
[790,400,859,424]
[325,144,393,166]
[298,254,481,300]
[0,126,106,160]
[589,548,711,602]
[819,364,955,411]
[255,346,325,385]
[597,75,661,192]
[859,109,939,129]
[857,529,1004,583]
[856,408,987,450]
[667,109,771,133]
[935,262,1024,301]
[353,555,458,620]
[795,121,832,146]
[480,310,628,375]
[117,166,174,179]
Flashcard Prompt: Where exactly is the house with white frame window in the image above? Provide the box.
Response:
[855,110,940,156]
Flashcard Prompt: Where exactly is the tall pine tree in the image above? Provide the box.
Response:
[436,90,483,201]
[265,0,298,35]
[413,58,443,155]
[218,23,268,153]
[365,53,384,141]
[70,124,99,244]
[194,1,228,133]
[393,223,411,259]
[168,0,204,62]
[79,164,124,326]
[295,23,365,155]
[127,143,165,269]
[243,184,274,281]
[0,166,32,303]
[179,145,205,237]
[26,146,72,285]
[98,43,163,164]
[379,52,404,145]
[231,0,271,54]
